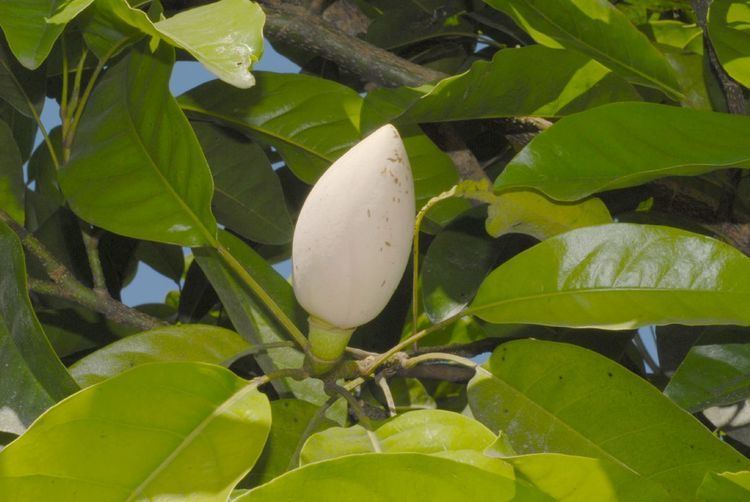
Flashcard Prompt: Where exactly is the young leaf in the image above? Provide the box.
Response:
[70,324,251,387]
[708,0,750,88]
[153,0,265,88]
[0,120,24,224]
[482,0,682,98]
[300,410,497,464]
[60,43,218,247]
[403,46,640,122]
[0,220,78,435]
[235,453,548,501]
[495,102,750,201]
[179,72,362,183]
[468,340,750,499]
[192,121,293,245]
[0,362,271,500]
[665,344,750,412]
[470,223,750,329]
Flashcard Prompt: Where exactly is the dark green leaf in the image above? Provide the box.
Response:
[194,230,326,403]
[0,362,271,500]
[134,241,185,285]
[708,0,750,88]
[665,344,750,412]
[0,120,24,224]
[60,43,217,247]
[468,340,750,498]
[179,72,362,183]
[495,103,750,201]
[470,223,750,329]
[0,41,45,117]
[192,121,293,245]
[0,220,78,435]
[404,46,640,122]
[483,0,682,97]
[70,324,250,387]
[235,453,548,501]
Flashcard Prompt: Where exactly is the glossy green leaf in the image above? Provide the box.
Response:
[0,120,24,224]
[300,409,496,465]
[469,340,750,498]
[69,324,250,387]
[77,0,158,59]
[0,362,271,500]
[697,470,750,499]
[153,0,264,88]
[665,344,750,412]
[471,223,750,329]
[60,43,217,247]
[485,190,611,241]
[192,121,293,245]
[404,46,639,122]
[235,453,549,501]
[708,0,750,88]
[422,226,500,323]
[0,220,78,435]
[45,0,94,24]
[508,453,671,501]
[194,230,327,404]
[483,0,682,97]
[641,20,703,52]
[0,0,87,69]
[179,72,362,183]
[246,399,336,486]
[495,103,750,201]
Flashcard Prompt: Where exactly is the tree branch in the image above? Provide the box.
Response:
[0,210,165,331]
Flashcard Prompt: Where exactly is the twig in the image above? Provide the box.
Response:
[375,375,396,417]
[0,209,164,331]
[79,223,107,292]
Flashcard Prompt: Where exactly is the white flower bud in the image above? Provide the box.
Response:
[292,124,415,329]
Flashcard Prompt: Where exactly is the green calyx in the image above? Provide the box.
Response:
[305,316,354,375]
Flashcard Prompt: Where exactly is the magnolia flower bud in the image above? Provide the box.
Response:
[292,124,416,331]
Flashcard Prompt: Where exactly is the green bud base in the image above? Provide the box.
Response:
[305,316,354,375]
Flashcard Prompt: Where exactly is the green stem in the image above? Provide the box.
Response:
[79,223,107,292]
[213,242,308,350]
[404,352,478,369]
[60,37,69,139]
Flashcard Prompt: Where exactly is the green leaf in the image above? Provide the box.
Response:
[179,72,362,184]
[0,120,24,224]
[45,0,95,24]
[482,0,682,98]
[300,409,496,465]
[468,340,750,499]
[153,0,264,88]
[708,0,750,88]
[470,223,750,329]
[134,241,184,284]
[485,190,611,241]
[0,362,271,500]
[665,344,750,412]
[495,103,750,201]
[69,324,250,387]
[697,470,750,499]
[246,399,336,486]
[192,121,293,245]
[0,0,87,69]
[0,220,78,435]
[59,43,218,247]
[235,453,549,501]
[403,46,640,122]
[194,230,327,404]
[640,19,703,52]
[508,453,671,501]
[0,41,46,118]
[0,101,37,162]
[77,0,158,59]
[422,225,500,323]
